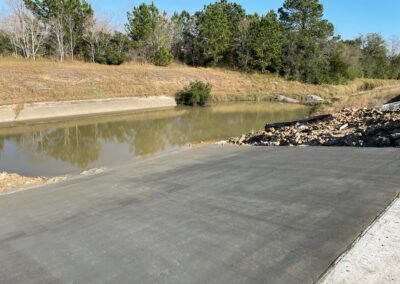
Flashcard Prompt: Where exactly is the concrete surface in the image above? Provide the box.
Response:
[320,197,400,284]
[0,96,176,125]
[0,146,399,284]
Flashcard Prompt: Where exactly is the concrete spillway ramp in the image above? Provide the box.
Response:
[0,96,176,125]
[0,146,399,283]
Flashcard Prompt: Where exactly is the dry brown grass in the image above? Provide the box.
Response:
[0,56,399,108]
[326,84,400,112]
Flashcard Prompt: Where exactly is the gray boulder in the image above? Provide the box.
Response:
[276,95,299,104]
[377,102,400,111]
[304,95,325,106]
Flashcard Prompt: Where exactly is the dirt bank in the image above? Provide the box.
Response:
[0,57,399,106]
[229,108,400,147]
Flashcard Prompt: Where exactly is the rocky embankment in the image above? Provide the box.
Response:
[229,108,400,147]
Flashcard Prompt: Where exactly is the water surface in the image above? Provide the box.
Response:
[0,103,310,176]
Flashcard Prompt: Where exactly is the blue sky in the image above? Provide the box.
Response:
[1,0,399,40]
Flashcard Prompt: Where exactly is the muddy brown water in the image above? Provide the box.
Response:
[0,103,310,177]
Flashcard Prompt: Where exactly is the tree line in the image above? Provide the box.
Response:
[0,0,399,84]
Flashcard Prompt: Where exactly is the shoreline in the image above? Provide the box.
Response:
[0,167,107,195]
[229,108,400,147]
[0,96,176,126]
[0,144,195,195]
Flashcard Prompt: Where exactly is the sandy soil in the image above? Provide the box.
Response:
[320,197,400,284]
[0,172,47,194]
[0,168,106,194]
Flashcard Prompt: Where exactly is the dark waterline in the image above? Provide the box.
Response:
[0,103,310,177]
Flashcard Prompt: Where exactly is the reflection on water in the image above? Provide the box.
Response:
[0,103,310,176]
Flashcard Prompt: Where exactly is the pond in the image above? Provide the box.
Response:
[0,103,310,177]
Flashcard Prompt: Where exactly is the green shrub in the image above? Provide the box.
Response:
[0,31,13,55]
[95,55,107,65]
[106,50,126,65]
[95,50,125,65]
[176,81,212,106]
[152,46,173,67]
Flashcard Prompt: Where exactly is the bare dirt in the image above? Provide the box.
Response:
[0,172,47,194]
[0,167,106,194]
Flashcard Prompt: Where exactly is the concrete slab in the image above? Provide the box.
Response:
[0,146,399,284]
[0,96,176,125]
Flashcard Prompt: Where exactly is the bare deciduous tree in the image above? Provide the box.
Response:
[3,0,47,60]
[83,15,113,63]
[50,15,65,61]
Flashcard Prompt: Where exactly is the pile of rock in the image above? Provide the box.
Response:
[229,108,400,147]
[275,94,326,106]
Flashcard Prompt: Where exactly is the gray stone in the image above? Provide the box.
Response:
[391,132,400,139]
[377,102,400,111]
[304,95,325,106]
[276,95,300,104]
[367,136,391,147]
[297,124,307,130]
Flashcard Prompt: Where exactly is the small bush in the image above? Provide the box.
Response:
[106,50,125,65]
[95,55,107,65]
[152,47,173,67]
[358,81,377,91]
[176,81,212,106]
[95,50,125,65]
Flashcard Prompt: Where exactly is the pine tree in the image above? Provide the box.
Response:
[249,11,283,73]
[278,0,335,83]
[126,3,159,43]
[197,1,231,65]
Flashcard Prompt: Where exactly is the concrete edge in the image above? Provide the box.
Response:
[0,96,177,126]
[0,145,201,197]
[316,192,400,284]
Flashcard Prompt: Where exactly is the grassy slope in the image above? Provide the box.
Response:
[0,57,399,107]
